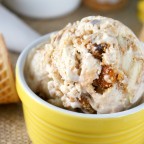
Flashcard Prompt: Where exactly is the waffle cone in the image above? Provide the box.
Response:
[0,34,19,103]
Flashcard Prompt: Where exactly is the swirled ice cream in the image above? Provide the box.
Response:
[25,16,144,114]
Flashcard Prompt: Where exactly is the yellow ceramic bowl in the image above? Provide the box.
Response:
[16,33,144,144]
[138,0,144,23]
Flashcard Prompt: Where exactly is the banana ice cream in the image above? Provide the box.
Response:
[25,16,144,114]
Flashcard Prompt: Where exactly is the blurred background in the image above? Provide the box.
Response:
[0,0,143,54]
[0,0,144,143]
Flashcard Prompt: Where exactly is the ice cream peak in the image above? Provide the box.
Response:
[25,16,144,114]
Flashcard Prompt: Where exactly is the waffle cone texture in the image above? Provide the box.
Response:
[0,34,19,103]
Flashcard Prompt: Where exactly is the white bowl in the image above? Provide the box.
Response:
[4,0,81,19]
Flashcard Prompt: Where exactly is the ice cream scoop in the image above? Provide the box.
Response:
[25,16,144,114]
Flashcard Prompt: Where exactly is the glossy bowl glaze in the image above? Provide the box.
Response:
[16,33,144,144]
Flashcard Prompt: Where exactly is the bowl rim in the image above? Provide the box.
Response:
[16,32,144,119]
